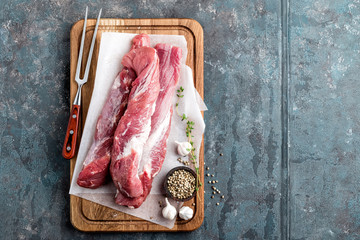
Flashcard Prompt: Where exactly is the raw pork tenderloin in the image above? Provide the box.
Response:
[115,43,182,208]
[110,46,160,198]
[77,34,150,188]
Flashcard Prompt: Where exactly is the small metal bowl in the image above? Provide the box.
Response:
[164,166,197,202]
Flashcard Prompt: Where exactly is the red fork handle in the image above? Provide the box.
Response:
[62,105,81,159]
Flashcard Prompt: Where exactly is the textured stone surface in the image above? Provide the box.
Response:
[1,0,360,239]
[289,0,360,239]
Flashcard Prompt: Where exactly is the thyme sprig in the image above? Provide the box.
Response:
[175,86,202,192]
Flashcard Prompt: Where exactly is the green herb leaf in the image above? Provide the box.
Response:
[176,86,202,192]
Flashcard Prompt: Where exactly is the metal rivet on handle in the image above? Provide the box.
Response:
[72,114,76,118]
[70,130,74,135]
[66,146,71,151]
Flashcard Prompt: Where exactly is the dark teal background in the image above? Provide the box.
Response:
[1,0,360,239]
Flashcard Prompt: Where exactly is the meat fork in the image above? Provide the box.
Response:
[62,7,102,159]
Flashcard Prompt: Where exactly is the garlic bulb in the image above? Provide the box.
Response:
[162,198,177,220]
[175,141,192,156]
[179,206,194,220]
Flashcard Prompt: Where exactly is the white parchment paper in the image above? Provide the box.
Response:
[69,32,206,229]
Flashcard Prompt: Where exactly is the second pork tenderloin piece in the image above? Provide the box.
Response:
[77,34,150,188]
[115,44,182,208]
[111,46,160,198]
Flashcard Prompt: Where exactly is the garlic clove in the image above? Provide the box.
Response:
[162,198,177,220]
[179,206,194,220]
[175,141,192,156]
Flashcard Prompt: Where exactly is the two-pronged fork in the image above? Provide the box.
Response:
[62,7,102,159]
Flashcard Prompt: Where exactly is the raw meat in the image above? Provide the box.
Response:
[77,34,150,188]
[115,44,182,208]
[110,46,160,198]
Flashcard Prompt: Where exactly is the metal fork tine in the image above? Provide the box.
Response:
[75,6,88,81]
[83,8,102,82]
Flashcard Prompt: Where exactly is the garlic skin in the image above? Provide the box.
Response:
[162,198,177,220]
[175,141,192,156]
[179,206,194,220]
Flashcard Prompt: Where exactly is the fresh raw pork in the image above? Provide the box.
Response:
[115,44,182,208]
[110,46,160,198]
[77,34,150,188]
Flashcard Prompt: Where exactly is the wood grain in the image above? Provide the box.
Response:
[62,104,81,159]
[69,18,204,232]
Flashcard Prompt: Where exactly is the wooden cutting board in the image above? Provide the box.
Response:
[69,18,204,232]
